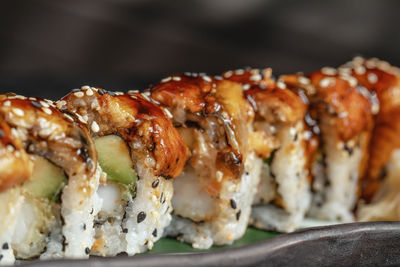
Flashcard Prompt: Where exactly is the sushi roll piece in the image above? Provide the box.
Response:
[0,94,100,264]
[148,73,262,249]
[282,68,374,222]
[60,87,188,256]
[341,57,400,221]
[223,69,315,232]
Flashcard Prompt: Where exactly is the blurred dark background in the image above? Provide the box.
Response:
[0,0,399,99]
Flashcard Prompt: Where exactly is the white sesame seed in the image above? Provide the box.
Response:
[289,127,296,136]
[12,108,24,116]
[223,71,233,78]
[366,59,377,69]
[368,73,378,84]
[141,93,151,101]
[40,101,50,108]
[115,91,124,95]
[216,171,223,182]
[299,76,310,85]
[277,81,286,89]
[28,97,36,101]
[355,66,366,75]
[63,113,74,121]
[4,101,11,107]
[7,145,14,152]
[319,77,334,88]
[74,91,85,98]
[202,75,212,83]
[338,67,351,76]
[42,107,52,115]
[235,69,244,75]
[243,84,250,90]
[161,77,172,83]
[321,67,337,76]
[214,75,223,80]
[249,74,262,82]
[128,90,139,94]
[172,76,181,81]
[163,108,173,119]
[86,88,94,96]
[81,85,90,90]
[91,121,100,132]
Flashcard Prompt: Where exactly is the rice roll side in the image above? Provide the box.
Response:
[223,69,314,232]
[60,87,188,256]
[149,74,261,249]
[283,69,373,222]
[0,94,99,264]
[342,57,400,221]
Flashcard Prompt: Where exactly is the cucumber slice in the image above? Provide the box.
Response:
[22,155,67,201]
[94,135,137,185]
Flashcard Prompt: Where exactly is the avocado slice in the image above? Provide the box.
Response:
[22,155,67,201]
[94,135,138,185]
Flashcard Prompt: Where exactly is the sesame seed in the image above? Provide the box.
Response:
[63,114,74,122]
[243,84,250,90]
[184,72,191,76]
[355,66,366,75]
[250,74,262,82]
[152,179,159,188]
[321,67,337,76]
[122,228,128,233]
[142,91,151,97]
[299,76,310,85]
[152,228,157,237]
[235,69,244,75]
[163,108,173,119]
[368,73,378,84]
[42,107,52,115]
[172,76,181,81]
[81,85,90,90]
[30,101,42,108]
[91,121,100,133]
[202,75,212,83]
[161,77,172,83]
[236,210,241,221]
[224,71,233,78]
[74,91,85,98]
[128,90,139,94]
[277,81,286,89]
[7,145,14,152]
[2,243,8,250]
[3,101,11,107]
[12,108,24,116]
[230,199,237,209]
[39,101,49,108]
[214,75,223,80]
[319,77,334,88]
[86,88,94,96]
[137,211,146,223]
[85,247,90,255]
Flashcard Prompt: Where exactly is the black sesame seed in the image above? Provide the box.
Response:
[85,247,90,255]
[0,130,3,138]
[30,101,42,108]
[0,254,3,260]
[107,91,116,96]
[152,179,160,188]
[152,228,158,237]
[294,133,298,142]
[137,211,147,223]
[122,228,128,233]
[230,199,237,209]
[144,241,149,246]
[98,89,105,95]
[245,172,249,176]
[160,192,164,204]
[82,223,86,231]
[236,210,241,221]
[2,243,8,250]
[90,208,94,215]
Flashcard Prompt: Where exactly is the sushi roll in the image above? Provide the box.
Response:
[223,69,315,232]
[60,87,188,256]
[282,68,374,222]
[0,94,100,264]
[341,57,400,221]
[148,73,262,249]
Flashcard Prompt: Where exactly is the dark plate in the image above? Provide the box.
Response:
[22,221,400,267]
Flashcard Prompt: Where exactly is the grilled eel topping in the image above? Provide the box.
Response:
[60,87,188,180]
[148,73,252,195]
[342,57,400,201]
[0,94,96,195]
